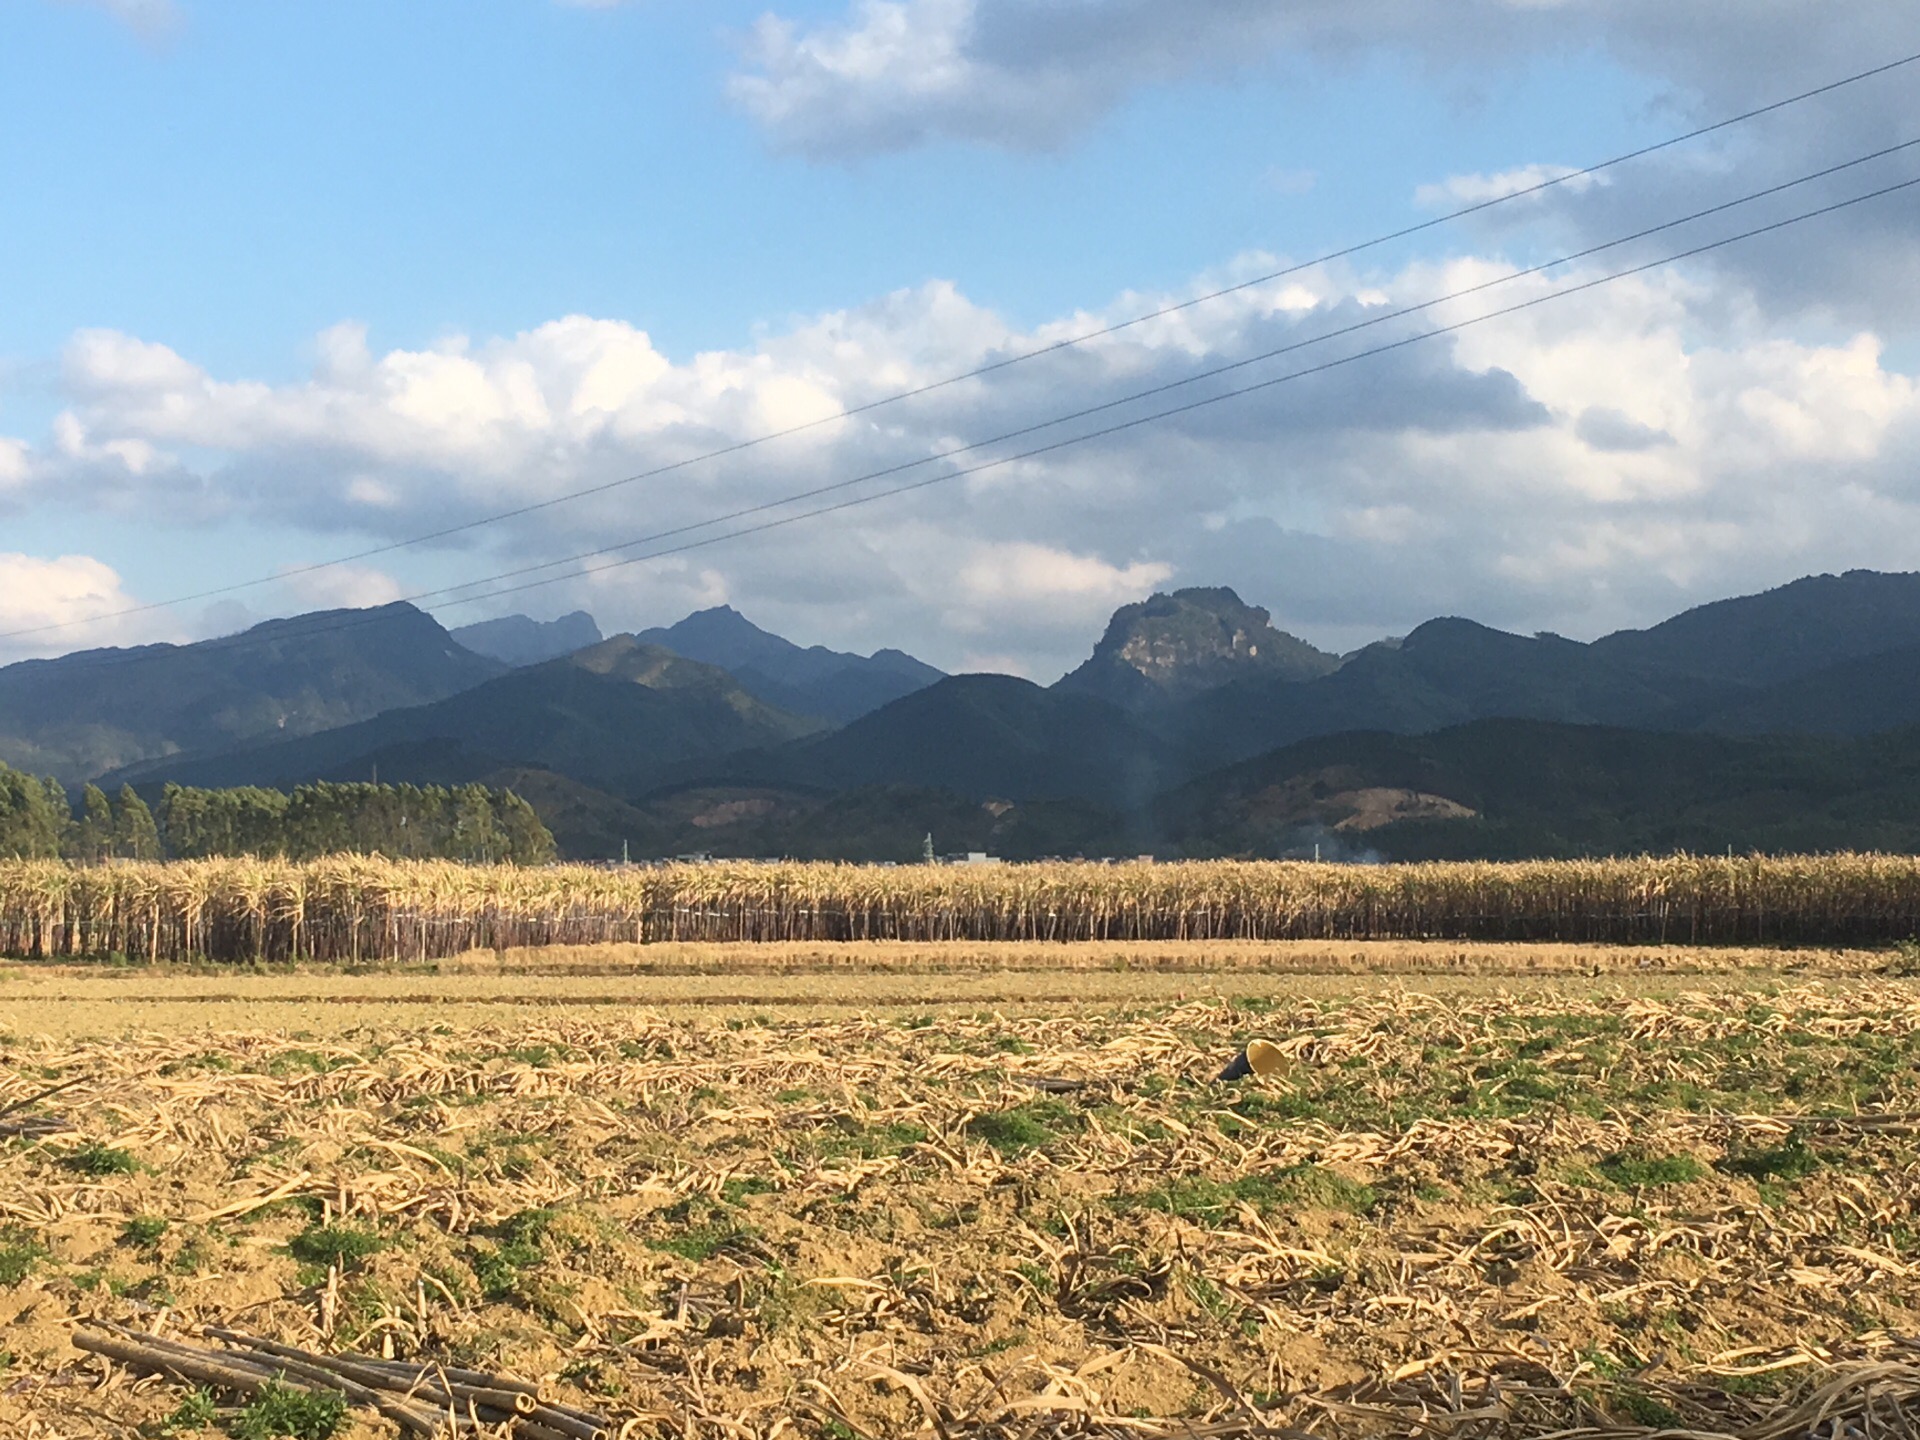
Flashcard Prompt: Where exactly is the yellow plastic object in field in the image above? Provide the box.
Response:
[1216,1037,1287,1082]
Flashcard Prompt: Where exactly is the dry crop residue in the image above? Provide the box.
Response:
[4,984,1920,1437]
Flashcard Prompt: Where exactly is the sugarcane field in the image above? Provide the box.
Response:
[5,872,1920,1440]
[20,3,1920,1435]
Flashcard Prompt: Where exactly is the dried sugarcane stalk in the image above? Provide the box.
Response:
[78,1325,614,1439]
[0,1113,69,1138]
[13,852,1920,962]
[346,1356,611,1436]
[0,1073,87,1123]
[347,1352,547,1404]
[501,1409,609,1440]
[84,1325,446,1438]
[203,1330,558,1424]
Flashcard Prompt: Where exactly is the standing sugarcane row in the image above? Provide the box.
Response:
[4,853,1920,962]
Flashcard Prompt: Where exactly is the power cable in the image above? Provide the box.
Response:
[25,165,1918,676]
[397,138,1912,606]
[11,47,1919,641]
[398,137,1920,609]
[401,173,1920,613]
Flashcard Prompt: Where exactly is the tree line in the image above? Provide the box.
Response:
[0,763,555,863]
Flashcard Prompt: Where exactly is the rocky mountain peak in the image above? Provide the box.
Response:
[1055,587,1340,710]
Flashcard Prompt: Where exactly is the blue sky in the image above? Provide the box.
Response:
[2,4,1665,382]
[3,1,1918,675]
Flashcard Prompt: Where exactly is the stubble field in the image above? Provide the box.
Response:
[3,942,1920,1439]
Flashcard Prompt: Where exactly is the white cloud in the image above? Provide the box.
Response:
[727,4,1920,338]
[725,1,1920,171]
[16,228,1920,674]
[1414,164,1600,208]
[0,438,30,492]
[952,543,1172,629]
[0,553,173,662]
[277,564,407,612]
[722,0,1589,158]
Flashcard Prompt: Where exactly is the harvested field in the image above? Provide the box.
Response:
[5,959,1920,1438]
[0,939,1892,1040]
[12,853,1920,965]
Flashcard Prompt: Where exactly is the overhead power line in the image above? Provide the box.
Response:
[404,173,1920,614]
[25,164,1920,677]
[11,46,1919,643]
[396,137,1920,609]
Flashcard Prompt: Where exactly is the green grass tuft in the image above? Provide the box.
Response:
[120,1215,169,1249]
[158,1387,219,1435]
[288,1223,384,1270]
[63,1142,139,1176]
[1721,1137,1822,1182]
[1121,1164,1376,1220]
[1597,1152,1705,1188]
[0,1227,46,1287]
[231,1380,346,1440]
[966,1098,1083,1156]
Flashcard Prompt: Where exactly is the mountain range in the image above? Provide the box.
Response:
[108,635,826,800]
[452,610,603,667]
[0,604,504,781]
[634,606,944,724]
[11,570,1920,861]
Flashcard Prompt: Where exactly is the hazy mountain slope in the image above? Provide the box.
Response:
[1173,618,1727,765]
[452,611,603,666]
[721,674,1179,808]
[1157,719,1920,860]
[1694,640,1920,736]
[638,605,943,723]
[1591,570,1920,686]
[1151,572,1920,765]
[109,637,825,800]
[612,782,1124,863]
[465,764,659,862]
[1055,587,1339,711]
[0,603,504,782]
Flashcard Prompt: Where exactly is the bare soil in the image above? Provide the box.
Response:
[2,950,1918,1438]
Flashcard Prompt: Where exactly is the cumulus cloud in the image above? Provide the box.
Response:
[19,227,1920,674]
[728,0,1366,156]
[747,4,1920,336]
[723,0,1584,157]
[0,553,176,663]
[720,0,1920,358]
[277,564,408,613]
[0,438,31,492]
[726,1,1919,165]
[952,543,1171,636]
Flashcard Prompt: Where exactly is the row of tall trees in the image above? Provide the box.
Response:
[0,769,156,860]
[0,764,555,863]
[161,781,554,862]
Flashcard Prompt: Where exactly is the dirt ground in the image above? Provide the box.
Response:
[3,944,1919,1438]
[0,938,1890,1040]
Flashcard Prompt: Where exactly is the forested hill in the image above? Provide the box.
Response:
[105,637,827,799]
[16,570,1920,863]
[0,603,502,782]
[1152,719,1920,861]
